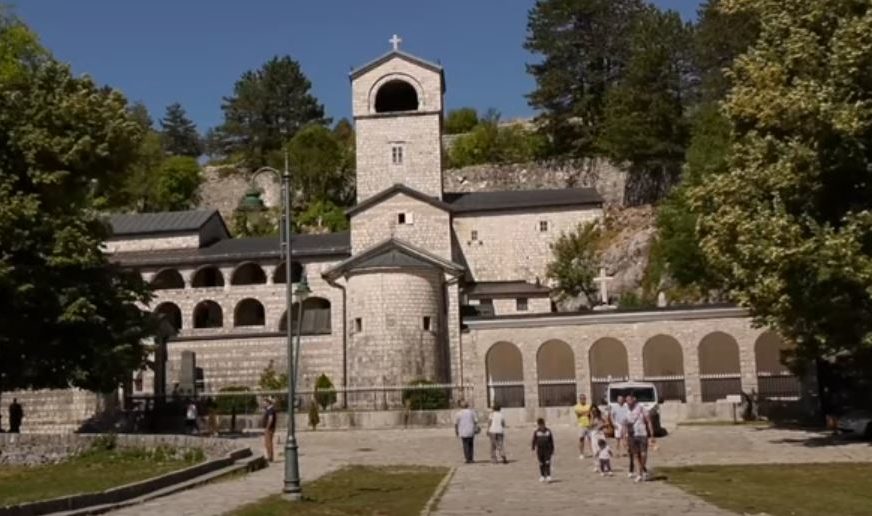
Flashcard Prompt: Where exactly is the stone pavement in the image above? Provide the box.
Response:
[106,424,872,516]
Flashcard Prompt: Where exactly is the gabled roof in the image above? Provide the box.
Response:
[445,188,603,214]
[464,280,551,298]
[350,49,444,81]
[346,184,452,217]
[323,238,464,280]
[107,209,226,238]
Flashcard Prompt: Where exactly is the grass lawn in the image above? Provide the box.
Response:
[231,465,449,516]
[0,447,203,507]
[662,462,872,516]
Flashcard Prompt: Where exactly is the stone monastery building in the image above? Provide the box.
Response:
[106,43,803,415]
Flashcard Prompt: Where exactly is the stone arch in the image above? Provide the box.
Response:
[698,332,742,402]
[755,331,800,399]
[193,300,223,328]
[374,79,419,113]
[536,340,576,407]
[231,262,267,285]
[191,266,224,288]
[154,302,182,332]
[588,337,630,403]
[485,341,524,408]
[280,297,332,335]
[643,334,686,402]
[273,261,303,284]
[151,269,184,290]
[234,298,265,327]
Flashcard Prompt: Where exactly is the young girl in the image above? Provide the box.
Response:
[531,418,555,483]
[589,405,606,472]
[596,438,613,476]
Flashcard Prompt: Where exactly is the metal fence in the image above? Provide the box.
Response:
[590,376,629,404]
[643,375,687,402]
[757,373,802,400]
[699,374,743,402]
[537,379,577,407]
[487,381,525,408]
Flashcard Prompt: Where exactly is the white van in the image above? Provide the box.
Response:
[606,381,663,436]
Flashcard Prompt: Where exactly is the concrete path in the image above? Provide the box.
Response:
[105,425,872,516]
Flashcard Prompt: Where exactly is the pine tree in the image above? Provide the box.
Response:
[160,102,202,157]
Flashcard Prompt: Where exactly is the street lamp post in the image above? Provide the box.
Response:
[239,153,301,501]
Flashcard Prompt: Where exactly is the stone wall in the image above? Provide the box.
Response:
[199,166,282,225]
[1,390,109,434]
[105,234,200,254]
[350,192,451,258]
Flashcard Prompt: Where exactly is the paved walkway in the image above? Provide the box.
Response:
[107,425,872,516]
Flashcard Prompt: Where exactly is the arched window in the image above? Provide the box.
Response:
[154,302,182,332]
[231,263,267,285]
[234,298,265,327]
[643,334,686,402]
[589,337,630,403]
[193,300,223,328]
[280,297,331,335]
[273,261,303,284]
[698,332,742,402]
[485,341,524,408]
[151,269,184,290]
[374,79,419,113]
[191,266,224,288]
[755,331,801,399]
[536,340,576,407]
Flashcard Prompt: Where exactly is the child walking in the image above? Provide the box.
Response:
[596,438,613,476]
[531,418,555,483]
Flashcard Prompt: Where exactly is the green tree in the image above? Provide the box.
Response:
[525,0,645,157]
[151,156,202,211]
[282,124,353,205]
[0,6,46,83]
[297,200,349,233]
[0,13,154,393]
[313,373,336,410]
[693,0,760,103]
[691,0,872,386]
[444,107,479,134]
[214,55,328,165]
[448,113,547,168]
[546,221,602,306]
[160,102,202,157]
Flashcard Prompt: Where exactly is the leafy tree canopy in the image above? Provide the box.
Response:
[280,124,354,206]
[444,108,479,134]
[151,156,202,212]
[160,102,202,157]
[546,221,602,306]
[448,111,547,168]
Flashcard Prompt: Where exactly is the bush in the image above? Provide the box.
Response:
[214,386,258,415]
[308,400,320,430]
[402,379,450,410]
[313,374,337,410]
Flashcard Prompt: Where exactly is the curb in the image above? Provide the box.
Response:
[420,466,456,516]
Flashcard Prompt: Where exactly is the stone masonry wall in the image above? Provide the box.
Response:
[1,390,107,434]
[105,234,200,254]
[350,192,451,258]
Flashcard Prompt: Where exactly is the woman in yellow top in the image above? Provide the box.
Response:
[573,394,592,459]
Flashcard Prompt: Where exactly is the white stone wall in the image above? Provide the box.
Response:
[350,192,451,258]
[346,270,446,388]
[469,297,552,316]
[105,234,200,254]
[453,206,603,282]
[352,56,443,116]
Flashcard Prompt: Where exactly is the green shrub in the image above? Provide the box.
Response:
[402,379,450,410]
[308,400,320,430]
[214,386,258,415]
[313,374,337,410]
[90,433,117,451]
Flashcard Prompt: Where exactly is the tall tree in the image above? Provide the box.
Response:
[546,221,603,307]
[151,156,202,211]
[691,0,872,392]
[525,0,645,157]
[693,0,760,103]
[214,56,328,166]
[444,107,479,134]
[160,102,202,157]
[283,124,353,205]
[0,12,154,393]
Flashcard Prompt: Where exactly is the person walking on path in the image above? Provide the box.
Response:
[454,400,478,464]
[531,418,555,483]
[262,397,277,462]
[8,398,23,433]
[609,395,628,457]
[573,394,592,459]
[625,392,655,482]
[487,404,508,464]
[596,438,614,477]
[185,400,199,435]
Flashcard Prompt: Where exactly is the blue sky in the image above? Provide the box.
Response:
[16,0,701,132]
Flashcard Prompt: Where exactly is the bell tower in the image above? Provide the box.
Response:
[350,35,445,203]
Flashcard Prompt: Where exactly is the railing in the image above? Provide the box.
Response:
[757,373,802,400]
[487,381,525,408]
[537,379,577,407]
[590,376,629,404]
[699,373,742,402]
[643,375,687,402]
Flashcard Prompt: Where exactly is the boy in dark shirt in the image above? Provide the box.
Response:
[531,417,555,483]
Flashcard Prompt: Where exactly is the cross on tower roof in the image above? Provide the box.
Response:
[389,34,402,51]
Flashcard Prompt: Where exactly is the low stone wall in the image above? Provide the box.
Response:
[0,433,239,466]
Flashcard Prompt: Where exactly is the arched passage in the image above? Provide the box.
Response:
[755,331,801,399]
[536,340,576,407]
[279,297,332,335]
[375,79,419,113]
[193,300,223,329]
[191,266,224,288]
[588,338,629,403]
[273,261,303,284]
[231,263,266,285]
[154,302,182,332]
[151,269,184,290]
[698,332,742,402]
[643,334,686,402]
[485,341,524,408]
[234,298,265,327]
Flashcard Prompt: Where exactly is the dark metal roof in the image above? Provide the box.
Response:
[108,210,220,237]
[464,281,551,298]
[350,49,444,80]
[111,232,350,267]
[323,238,464,280]
[464,303,740,322]
[346,184,452,217]
[445,188,603,214]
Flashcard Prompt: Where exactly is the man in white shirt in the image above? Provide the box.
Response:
[625,392,654,482]
[454,400,478,463]
[487,404,507,464]
[610,395,628,456]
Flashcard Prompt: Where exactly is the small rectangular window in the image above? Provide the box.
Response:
[516,298,529,311]
[539,220,549,232]
[398,213,406,224]
[354,317,363,333]
[423,316,431,331]
[391,145,404,165]
[470,230,478,241]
